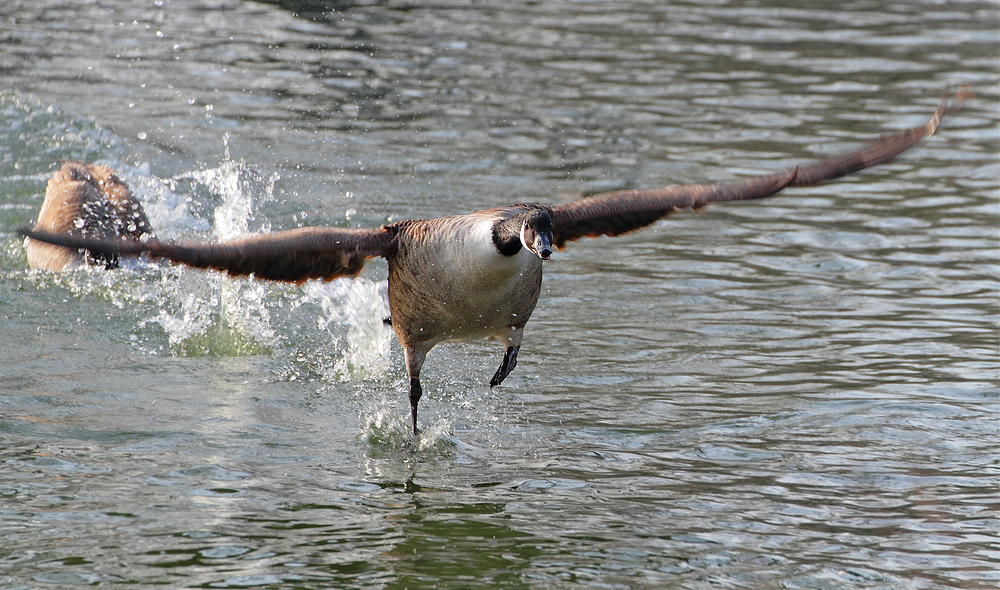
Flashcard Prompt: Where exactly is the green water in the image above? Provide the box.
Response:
[1,1,997,588]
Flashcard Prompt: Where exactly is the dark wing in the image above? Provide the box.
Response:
[19,226,396,284]
[549,88,967,249]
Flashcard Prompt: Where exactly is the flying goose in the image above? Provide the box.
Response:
[20,92,964,434]
[25,161,153,271]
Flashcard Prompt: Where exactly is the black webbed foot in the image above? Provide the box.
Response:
[490,346,518,388]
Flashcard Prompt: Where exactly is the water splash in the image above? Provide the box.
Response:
[50,156,285,357]
[177,149,277,240]
[358,391,456,456]
[117,161,203,238]
[296,278,393,381]
[144,268,273,357]
[146,157,281,355]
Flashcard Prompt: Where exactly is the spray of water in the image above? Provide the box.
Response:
[18,152,499,446]
[296,278,393,381]
[150,157,281,355]
[8,99,476,445]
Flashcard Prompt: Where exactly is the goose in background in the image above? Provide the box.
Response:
[20,91,965,434]
[25,161,153,271]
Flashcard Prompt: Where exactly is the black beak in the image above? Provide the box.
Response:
[535,233,552,260]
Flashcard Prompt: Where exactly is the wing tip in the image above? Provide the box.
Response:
[922,84,972,142]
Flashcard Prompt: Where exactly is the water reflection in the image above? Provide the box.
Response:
[0,0,997,588]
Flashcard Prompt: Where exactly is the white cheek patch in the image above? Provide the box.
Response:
[519,223,531,253]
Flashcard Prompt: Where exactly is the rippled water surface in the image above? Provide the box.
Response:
[1,1,997,588]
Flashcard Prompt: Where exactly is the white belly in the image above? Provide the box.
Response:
[387,216,543,344]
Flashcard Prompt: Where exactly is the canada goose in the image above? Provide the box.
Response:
[20,92,965,434]
[25,161,153,271]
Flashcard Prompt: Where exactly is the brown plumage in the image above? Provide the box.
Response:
[25,161,153,271]
[19,90,966,434]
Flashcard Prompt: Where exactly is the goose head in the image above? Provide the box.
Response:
[519,209,553,260]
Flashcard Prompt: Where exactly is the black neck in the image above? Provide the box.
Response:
[492,215,524,257]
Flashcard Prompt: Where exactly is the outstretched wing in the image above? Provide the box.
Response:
[20,226,396,284]
[549,88,966,249]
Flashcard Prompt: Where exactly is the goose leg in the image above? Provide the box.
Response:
[403,344,430,435]
[490,346,518,388]
[408,377,422,435]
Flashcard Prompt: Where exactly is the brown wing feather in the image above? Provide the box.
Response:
[20,226,395,284]
[550,88,967,249]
